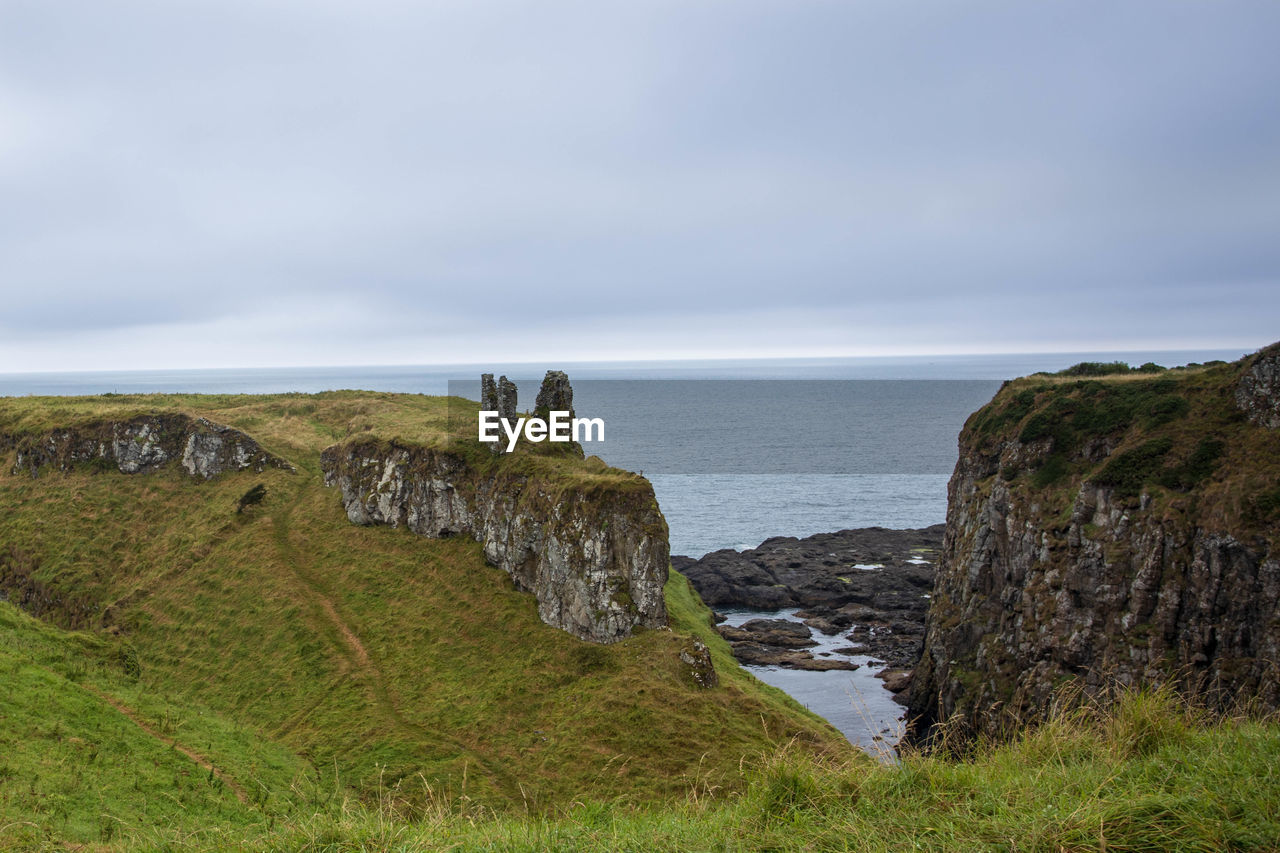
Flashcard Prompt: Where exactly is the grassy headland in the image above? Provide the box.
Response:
[0,392,848,846]
[2,388,1278,850]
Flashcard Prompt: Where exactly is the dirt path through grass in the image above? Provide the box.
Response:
[84,685,250,805]
[269,483,384,685]
[269,475,519,797]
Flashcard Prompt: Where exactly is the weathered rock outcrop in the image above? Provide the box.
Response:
[320,440,669,643]
[1236,342,1280,429]
[908,347,1280,742]
[715,618,860,671]
[679,639,718,688]
[676,526,940,670]
[9,414,293,480]
[480,374,499,414]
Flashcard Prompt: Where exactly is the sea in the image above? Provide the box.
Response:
[0,348,1249,752]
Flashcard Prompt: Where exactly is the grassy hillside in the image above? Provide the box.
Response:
[0,392,851,846]
[248,690,1275,852]
[6,389,1278,850]
[0,599,314,847]
[6,617,1277,853]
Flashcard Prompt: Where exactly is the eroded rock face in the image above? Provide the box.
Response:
[320,441,669,643]
[480,374,519,425]
[715,618,858,671]
[907,363,1280,743]
[480,374,498,413]
[10,415,293,480]
[1236,343,1280,429]
[679,640,718,688]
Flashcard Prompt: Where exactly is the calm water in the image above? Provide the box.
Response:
[562,379,1000,556]
[716,607,907,758]
[0,349,1247,750]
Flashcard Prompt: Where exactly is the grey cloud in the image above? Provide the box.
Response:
[1,0,1278,368]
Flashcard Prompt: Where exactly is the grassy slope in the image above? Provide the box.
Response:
[0,600,310,848]
[248,692,1280,852]
[0,391,851,845]
[8,589,1277,852]
[6,384,1278,850]
[11,677,1273,852]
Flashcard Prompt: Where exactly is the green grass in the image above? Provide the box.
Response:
[4,389,1279,849]
[0,600,312,847]
[1093,437,1176,498]
[0,391,851,845]
[1042,360,1171,377]
[970,354,1279,539]
[8,687,1273,851]
[0,390,639,494]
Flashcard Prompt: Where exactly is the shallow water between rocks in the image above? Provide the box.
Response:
[716,607,904,760]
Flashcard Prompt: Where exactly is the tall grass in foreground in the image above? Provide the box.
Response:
[27,686,1272,853]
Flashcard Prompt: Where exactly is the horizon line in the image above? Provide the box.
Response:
[0,344,1262,378]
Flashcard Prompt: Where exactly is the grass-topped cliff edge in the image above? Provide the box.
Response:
[908,343,1280,747]
[0,390,850,845]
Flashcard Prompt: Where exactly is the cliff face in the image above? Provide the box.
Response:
[908,344,1280,741]
[9,414,293,479]
[1237,346,1280,429]
[321,440,669,644]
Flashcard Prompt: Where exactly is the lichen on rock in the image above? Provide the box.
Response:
[320,440,669,644]
[1236,341,1280,429]
[480,374,519,423]
[679,639,718,688]
[10,414,294,480]
[534,370,574,418]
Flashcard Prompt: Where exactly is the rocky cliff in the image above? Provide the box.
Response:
[908,344,1280,742]
[320,439,669,643]
[8,414,293,479]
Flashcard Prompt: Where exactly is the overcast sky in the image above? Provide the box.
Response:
[1,1,1277,371]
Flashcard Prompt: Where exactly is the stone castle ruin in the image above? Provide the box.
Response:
[533,370,574,418]
[481,370,574,419]
[480,374,519,424]
[479,370,578,453]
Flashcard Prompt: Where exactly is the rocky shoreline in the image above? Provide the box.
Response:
[674,525,943,701]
